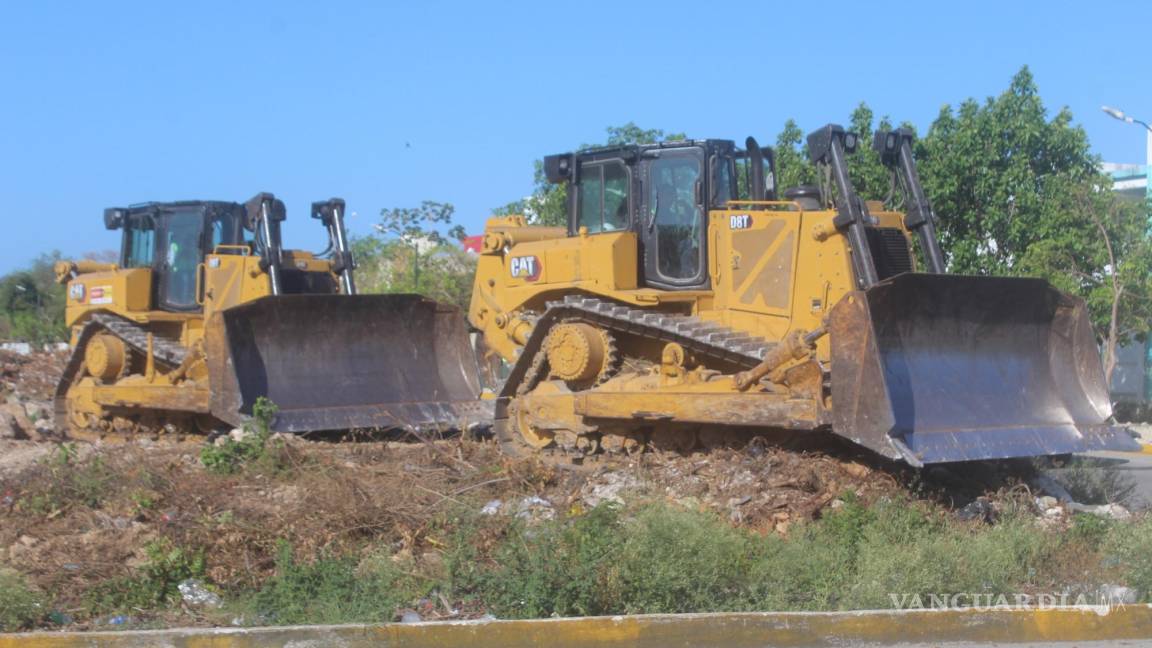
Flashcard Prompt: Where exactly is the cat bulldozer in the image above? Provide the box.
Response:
[55,193,488,439]
[468,125,1139,465]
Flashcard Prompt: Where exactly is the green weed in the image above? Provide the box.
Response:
[84,539,207,615]
[200,398,293,475]
[244,541,428,625]
[1103,515,1152,600]
[0,569,46,632]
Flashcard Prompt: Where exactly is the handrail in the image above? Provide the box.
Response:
[194,262,206,306]
[722,200,804,210]
[211,244,251,256]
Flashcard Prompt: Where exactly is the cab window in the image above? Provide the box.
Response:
[210,218,226,250]
[162,211,204,310]
[650,155,703,281]
[123,215,156,268]
[575,161,630,233]
[733,156,776,201]
[712,155,733,207]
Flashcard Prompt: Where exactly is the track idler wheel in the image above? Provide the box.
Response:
[545,323,616,387]
[84,334,128,381]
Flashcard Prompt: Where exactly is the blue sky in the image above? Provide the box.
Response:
[1,0,1148,274]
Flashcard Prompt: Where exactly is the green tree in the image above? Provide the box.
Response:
[373,201,466,290]
[916,67,1101,274]
[493,123,687,227]
[600,122,686,148]
[774,119,816,196]
[846,102,895,201]
[1015,187,1152,382]
[0,252,67,344]
[354,201,475,310]
[491,159,568,227]
[775,105,897,204]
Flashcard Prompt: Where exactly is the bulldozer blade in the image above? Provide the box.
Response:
[206,294,492,433]
[828,273,1139,465]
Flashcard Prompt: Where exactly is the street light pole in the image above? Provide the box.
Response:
[1102,105,1152,206]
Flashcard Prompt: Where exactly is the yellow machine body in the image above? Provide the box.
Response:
[56,197,487,439]
[472,206,899,363]
[467,129,1135,464]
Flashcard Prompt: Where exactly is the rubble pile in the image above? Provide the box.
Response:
[0,348,66,442]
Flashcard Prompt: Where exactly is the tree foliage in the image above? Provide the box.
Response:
[0,252,68,343]
[353,201,475,310]
[916,67,1104,275]
[1014,187,1152,380]
[599,122,686,148]
[846,102,896,201]
[773,119,815,196]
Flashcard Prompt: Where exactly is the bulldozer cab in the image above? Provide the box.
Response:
[107,201,248,313]
[547,139,777,291]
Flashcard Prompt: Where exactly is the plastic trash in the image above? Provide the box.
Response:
[178,579,222,608]
[515,496,555,521]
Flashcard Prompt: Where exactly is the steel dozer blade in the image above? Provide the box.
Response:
[205,294,492,434]
[828,273,1139,465]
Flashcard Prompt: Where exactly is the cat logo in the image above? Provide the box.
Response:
[510,255,542,282]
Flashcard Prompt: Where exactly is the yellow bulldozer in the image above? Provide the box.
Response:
[468,125,1139,465]
[54,193,488,440]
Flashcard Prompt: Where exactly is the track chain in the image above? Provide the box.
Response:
[87,313,188,366]
[501,295,777,404]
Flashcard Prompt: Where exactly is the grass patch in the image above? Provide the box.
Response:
[448,502,627,617]
[201,398,295,475]
[441,496,1145,618]
[241,541,429,625]
[0,569,46,632]
[1103,515,1152,596]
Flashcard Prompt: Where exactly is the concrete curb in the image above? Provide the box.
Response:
[3,605,1152,647]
